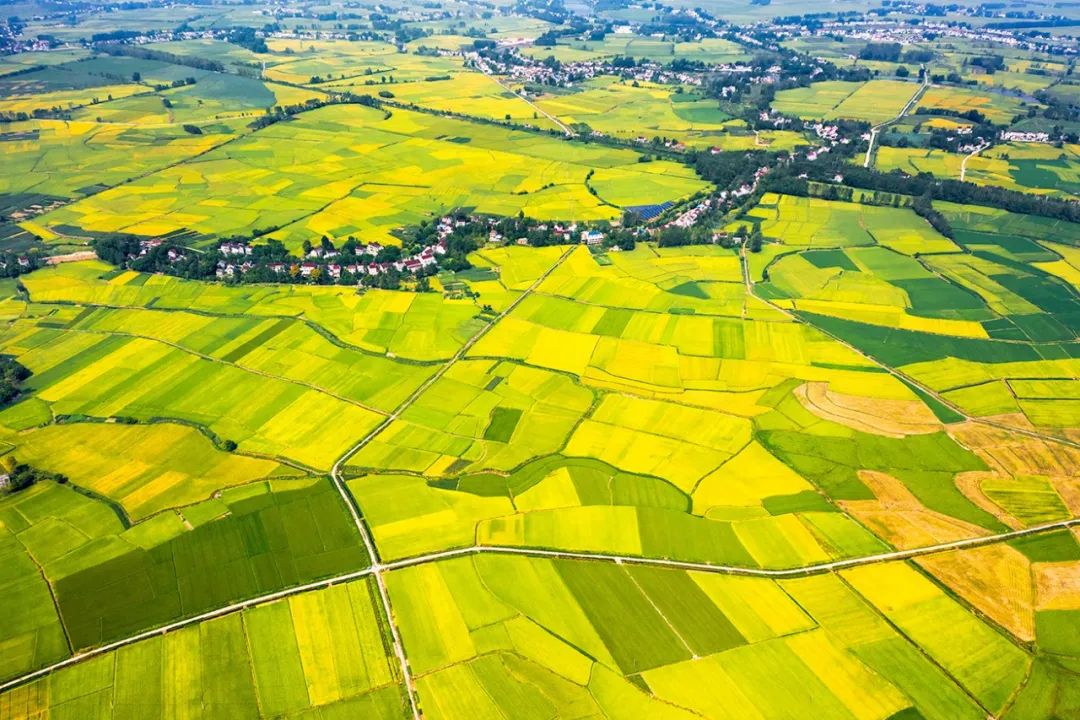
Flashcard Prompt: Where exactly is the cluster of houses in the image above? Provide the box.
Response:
[139,238,185,263]
[7,198,65,222]
[469,48,708,91]
[482,218,595,246]
[1000,130,1050,143]
[667,198,715,229]
[758,110,792,129]
[811,123,840,143]
[129,235,453,282]
[777,15,1072,57]
[0,256,33,271]
[666,161,772,231]
[213,237,449,280]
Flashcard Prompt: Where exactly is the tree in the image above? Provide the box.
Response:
[749,229,763,253]
[0,355,30,406]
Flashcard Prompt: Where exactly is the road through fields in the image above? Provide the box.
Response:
[3,514,1077,696]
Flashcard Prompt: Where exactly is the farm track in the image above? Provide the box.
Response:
[6,250,1080,700]
[863,71,929,168]
[960,141,990,181]
[480,70,576,137]
[325,246,575,720]
[3,516,1077,696]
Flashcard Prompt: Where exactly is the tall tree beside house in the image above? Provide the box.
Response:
[0,455,67,495]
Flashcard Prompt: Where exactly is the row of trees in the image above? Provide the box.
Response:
[100,44,225,72]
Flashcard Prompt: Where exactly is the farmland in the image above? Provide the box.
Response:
[1,2,1079,719]
[32,103,709,250]
[771,80,922,124]
[873,145,1080,199]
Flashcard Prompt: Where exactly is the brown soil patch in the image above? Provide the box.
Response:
[949,422,1080,477]
[918,544,1034,641]
[1035,562,1080,611]
[795,382,940,438]
[1051,476,1080,517]
[840,470,991,549]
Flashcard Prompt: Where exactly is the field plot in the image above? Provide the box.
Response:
[5,422,297,520]
[265,42,555,129]
[36,104,708,249]
[23,260,482,362]
[0,119,244,201]
[535,243,746,314]
[874,146,981,180]
[375,72,560,131]
[914,86,1028,125]
[531,78,744,148]
[0,503,70,682]
[0,322,382,470]
[771,80,919,124]
[385,553,1007,720]
[739,193,958,253]
[843,562,1030,714]
[0,83,149,116]
[0,477,366,654]
[260,39,416,85]
[763,244,994,336]
[875,144,1080,199]
[50,303,436,411]
[981,142,1080,198]
[70,75,321,125]
[350,359,593,476]
[0,580,404,719]
[341,244,1005,567]
[940,201,1080,246]
[0,18,1077,718]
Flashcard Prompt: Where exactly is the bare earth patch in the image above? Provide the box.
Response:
[949,421,1080,476]
[841,470,991,549]
[918,544,1034,641]
[1035,562,1080,611]
[795,381,940,438]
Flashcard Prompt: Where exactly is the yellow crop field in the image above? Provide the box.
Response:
[37,104,708,249]
[8,422,293,519]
